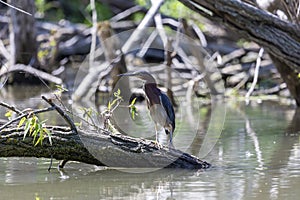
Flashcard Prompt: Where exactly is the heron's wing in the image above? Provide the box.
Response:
[160,93,175,131]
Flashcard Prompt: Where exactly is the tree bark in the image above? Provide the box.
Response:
[9,0,37,65]
[0,126,211,169]
[179,0,300,105]
[7,0,41,84]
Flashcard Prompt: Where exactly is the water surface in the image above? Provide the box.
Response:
[0,90,299,199]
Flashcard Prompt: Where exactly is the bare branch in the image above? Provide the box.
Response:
[41,96,78,135]
[245,48,264,103]
[0,102,22,115]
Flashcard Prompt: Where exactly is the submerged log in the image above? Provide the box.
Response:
[0,126,211,169]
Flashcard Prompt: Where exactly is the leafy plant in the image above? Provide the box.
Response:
[18,114,52,146]
[76,89,138,132]
[101,89,123,131]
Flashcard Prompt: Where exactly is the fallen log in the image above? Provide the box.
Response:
[0,96,210,170]
[0,126,211,169]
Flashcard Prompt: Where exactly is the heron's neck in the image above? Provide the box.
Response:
[144,81,156,87]
[144,83,160,105]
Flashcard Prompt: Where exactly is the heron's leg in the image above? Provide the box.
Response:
[168,130,174,149]
[154,124,162,149]
[154,123,159,143]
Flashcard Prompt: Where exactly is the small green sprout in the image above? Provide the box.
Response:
[129,97,138,120]
[54,84,68,96]
[4,110,13,120]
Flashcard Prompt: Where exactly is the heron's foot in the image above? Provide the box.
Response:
[154,140,163,149]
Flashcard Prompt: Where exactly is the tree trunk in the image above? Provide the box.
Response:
[8,0,39,83]
[179,0,300,105]
[269,54,300,105]
[0,126,211,169]
[9,0,37,65]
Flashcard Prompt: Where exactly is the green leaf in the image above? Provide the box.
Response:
[32,129,38,143]
[131,106,137,120]
[56,84,68,92]
[74,122,82,128]
[18,117,27,128]
[114,88,121,97]
[24,118,32,140]
[35,134,44,146]
[129,97,137,107]
[5,110,12,119]
[30,117,38,135]
[110,98,118,107]
[107,101,111,110]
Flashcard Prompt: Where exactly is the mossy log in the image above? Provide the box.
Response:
[0,126,211,169]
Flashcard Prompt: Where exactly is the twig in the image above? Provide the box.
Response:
[245,48,264,103]
[0,107,54,131]
[42,96,78,135]
[0,102,22,114]
[0,0,32,16]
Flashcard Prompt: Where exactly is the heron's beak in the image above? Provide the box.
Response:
[117,72,136,77]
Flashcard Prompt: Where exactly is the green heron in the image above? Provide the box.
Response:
[119,70,175,148]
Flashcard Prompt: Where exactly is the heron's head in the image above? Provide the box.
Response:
[118,70,156,84]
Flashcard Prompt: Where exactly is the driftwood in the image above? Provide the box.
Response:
[0,97,210,169]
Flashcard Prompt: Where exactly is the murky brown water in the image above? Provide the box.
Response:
[0,85,300,199]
